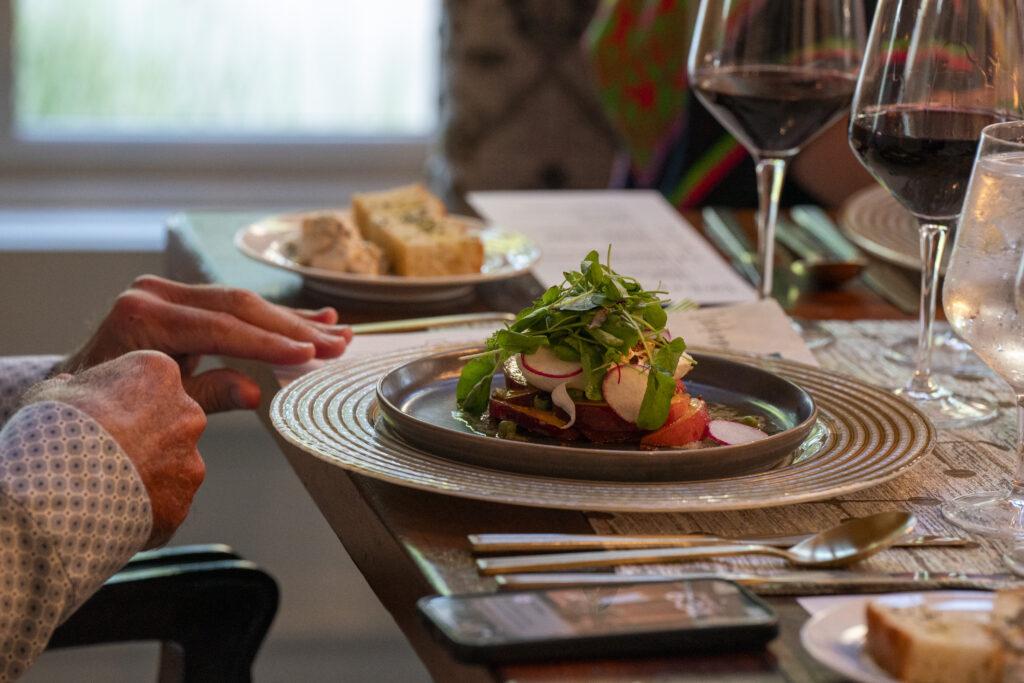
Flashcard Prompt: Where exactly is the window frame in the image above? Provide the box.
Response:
[0,2,432,179]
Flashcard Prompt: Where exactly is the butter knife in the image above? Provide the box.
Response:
[469,532,972,553]
[701,206,761,286]
[790,205,864,262]
[494,571,1012,593]
[862,261,920,315]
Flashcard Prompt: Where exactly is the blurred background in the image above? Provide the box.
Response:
[1,1,621,680]
[3,0,445,680]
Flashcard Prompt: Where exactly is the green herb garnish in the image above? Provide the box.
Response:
[456,249,690,430]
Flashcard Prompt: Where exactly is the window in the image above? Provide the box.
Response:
[0,1,439,177]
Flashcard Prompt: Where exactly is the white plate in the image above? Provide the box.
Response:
[800,591,995,683]
[234,209,541,303]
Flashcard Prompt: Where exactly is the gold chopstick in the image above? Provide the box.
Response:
[350,312,514,335]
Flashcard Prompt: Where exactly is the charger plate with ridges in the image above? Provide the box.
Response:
[270,346,935,512]
[839,185,948,272]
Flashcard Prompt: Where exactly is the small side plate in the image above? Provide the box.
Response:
[800,592,995,683]
[234,209,540,303]
[375,348,818,482]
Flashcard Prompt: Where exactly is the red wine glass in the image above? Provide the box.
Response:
[688,0,865,301]
[849,0,1024,428]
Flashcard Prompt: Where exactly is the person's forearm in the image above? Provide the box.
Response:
[0,356,63,428]
[0,401,151,679]
[790,116,876,208]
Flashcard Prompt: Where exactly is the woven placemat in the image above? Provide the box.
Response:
[587,320,1020,590]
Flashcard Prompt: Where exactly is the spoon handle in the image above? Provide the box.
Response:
[475,544,788,575]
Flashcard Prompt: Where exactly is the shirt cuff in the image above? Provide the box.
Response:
[0,400,153,617]
[0,356,64,427]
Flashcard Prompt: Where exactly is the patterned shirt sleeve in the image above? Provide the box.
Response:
[0,357,63,428]
[0,401,152,681]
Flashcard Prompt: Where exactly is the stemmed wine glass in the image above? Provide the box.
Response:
[688,0,865,309]
[848,0,1023,428]
[942,121,1024,537]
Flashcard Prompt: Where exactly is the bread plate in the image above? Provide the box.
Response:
[234,209,540,303]
[800,592,996,683]
[375,347,819,482]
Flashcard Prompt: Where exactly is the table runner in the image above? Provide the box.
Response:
[587,319,1021,587]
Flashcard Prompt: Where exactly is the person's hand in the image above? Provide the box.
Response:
[60,276,353,413]
[25,351,207,548]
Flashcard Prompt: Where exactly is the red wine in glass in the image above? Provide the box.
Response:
[694,65,858,157]
[850,107,1015,220]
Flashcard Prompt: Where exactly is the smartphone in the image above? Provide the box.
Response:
[417,578,778,663]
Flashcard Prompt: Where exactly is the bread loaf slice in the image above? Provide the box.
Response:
[351,183,446,232]
[865,601,1004,683]
[351,184,484,277]
[362,213,484,276]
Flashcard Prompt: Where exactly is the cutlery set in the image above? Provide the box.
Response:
[469,513,1002,594]
[701,205,918,312]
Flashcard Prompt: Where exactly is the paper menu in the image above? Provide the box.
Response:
[668,299,818,366]
[468,190,757,305]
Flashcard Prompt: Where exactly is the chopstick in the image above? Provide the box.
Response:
[468,532,972,553]
[350,312,514,335]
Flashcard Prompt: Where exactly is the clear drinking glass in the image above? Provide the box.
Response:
[942,121,1024,538]
[849,0,1024,428]
[688,0,865,301]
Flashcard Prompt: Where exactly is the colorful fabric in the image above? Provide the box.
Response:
[585,0,816,209]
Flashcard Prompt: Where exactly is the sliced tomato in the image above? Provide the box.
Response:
[640,397,710,448]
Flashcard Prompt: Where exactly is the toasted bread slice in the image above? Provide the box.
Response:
[350,184,483,277]
[351,183,446,233]
[360,212,483,277]
[865,601,1004,683]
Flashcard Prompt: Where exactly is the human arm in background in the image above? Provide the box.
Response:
[0,352,205,681]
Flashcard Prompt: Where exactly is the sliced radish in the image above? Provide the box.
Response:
[707,420,769,445]
[550,382,577,429]
[602,364,650,424]
[674,352,695,380]
[517,347,584,392]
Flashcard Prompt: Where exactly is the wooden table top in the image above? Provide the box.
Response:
[166,208,919,682]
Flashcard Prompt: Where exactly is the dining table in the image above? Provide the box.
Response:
[165,206,1011,682]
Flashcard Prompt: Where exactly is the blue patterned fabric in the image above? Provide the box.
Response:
[0,358,152,681]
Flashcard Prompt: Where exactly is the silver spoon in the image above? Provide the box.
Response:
[475,511,915,575]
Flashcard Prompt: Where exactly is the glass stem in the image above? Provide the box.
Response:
[907,221,949,395]
[1014,394,1024,488]
[754,158,787,300]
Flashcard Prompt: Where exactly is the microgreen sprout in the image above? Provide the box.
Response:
[455,249,690,430]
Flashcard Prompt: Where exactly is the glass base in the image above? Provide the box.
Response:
[894,384,998,429]
[885,331,991,379]
[942,489,1024,539]
[791,320,834,350]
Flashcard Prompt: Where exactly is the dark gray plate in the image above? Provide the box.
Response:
[375,347,819,482]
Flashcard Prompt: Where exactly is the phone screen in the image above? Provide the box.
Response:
[420,579,773,645]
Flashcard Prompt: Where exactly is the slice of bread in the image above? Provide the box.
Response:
[350,184,484,277]
[351,183,446,233]
[364,213,483,276]
[865,601,1005,683]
